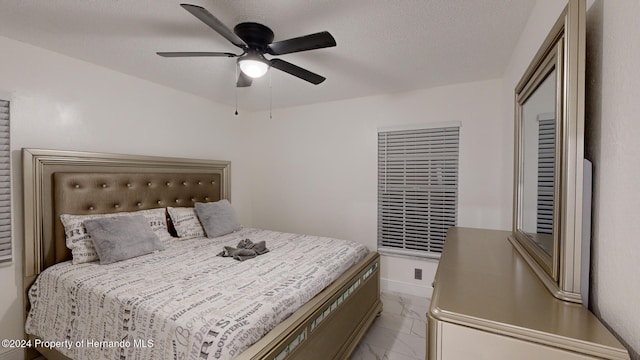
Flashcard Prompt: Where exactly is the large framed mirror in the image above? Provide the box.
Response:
[509,0,586,304]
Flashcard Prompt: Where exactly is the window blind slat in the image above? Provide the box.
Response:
[537,118,555,234]
[0,99,10,264]
[378,125,459,256]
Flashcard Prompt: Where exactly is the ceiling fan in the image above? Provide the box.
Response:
[157,4,337,87]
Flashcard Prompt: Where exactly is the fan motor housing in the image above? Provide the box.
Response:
[234,22,275,48]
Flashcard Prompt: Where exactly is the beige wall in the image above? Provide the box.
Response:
[585,1,640,358]
[248,78,509,297]
[0,35,252,359]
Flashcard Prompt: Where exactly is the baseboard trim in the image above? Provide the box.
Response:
[381,277,433,298]
[0,348,25,360]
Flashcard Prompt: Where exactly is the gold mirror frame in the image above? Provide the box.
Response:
[509,0,585,304]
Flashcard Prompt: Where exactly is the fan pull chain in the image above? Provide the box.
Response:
[234,64,239,116]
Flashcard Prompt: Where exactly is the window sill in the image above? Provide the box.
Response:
[378,248,441,261]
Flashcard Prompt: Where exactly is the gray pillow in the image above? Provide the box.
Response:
[83,215,165,265]
[195,200,241,238]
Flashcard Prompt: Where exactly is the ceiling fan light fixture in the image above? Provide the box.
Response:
[238,57,269,78]
[160,5,336,86]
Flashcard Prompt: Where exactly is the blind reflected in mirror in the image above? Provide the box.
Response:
[520,69,556,256]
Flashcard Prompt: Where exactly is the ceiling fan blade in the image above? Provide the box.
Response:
[236,71,253,87]
[157,51,238,57]
[270,59,326,85]
[180,4,246,48]
[266,31,336,55]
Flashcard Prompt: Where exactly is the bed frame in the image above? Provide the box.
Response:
[22,148,382,360]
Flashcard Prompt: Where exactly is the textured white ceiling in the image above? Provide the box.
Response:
[0,0,535,111]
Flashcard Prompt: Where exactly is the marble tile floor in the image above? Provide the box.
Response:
[350,291,430,360]
[33,292,428,360]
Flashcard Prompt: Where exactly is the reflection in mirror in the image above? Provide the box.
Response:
[520,69,556,256]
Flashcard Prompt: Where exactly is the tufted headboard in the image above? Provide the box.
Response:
[52,172,223,263]
[23,148,230,286]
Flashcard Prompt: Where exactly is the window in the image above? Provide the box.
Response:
[378,124,459,258]
[0,99,10,264]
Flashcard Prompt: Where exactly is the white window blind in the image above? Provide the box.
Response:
[378,124,459,257]
[537,117,555,235]
[0,100,10,263]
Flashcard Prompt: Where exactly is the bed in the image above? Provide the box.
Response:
[22,148,382,360]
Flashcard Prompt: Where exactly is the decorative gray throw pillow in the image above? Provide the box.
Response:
[83,215,165,265]
[195,200,241,238]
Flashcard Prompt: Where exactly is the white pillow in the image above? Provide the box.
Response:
[167,207,206,240]
[60,208,172,264]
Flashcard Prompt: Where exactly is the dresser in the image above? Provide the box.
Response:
[427,227,630,360]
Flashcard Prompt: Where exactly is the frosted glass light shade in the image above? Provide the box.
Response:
[239,59,269,78]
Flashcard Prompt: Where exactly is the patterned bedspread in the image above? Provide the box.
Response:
[25,228,369,360]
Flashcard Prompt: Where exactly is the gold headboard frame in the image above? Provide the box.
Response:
[22,148,231,282]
